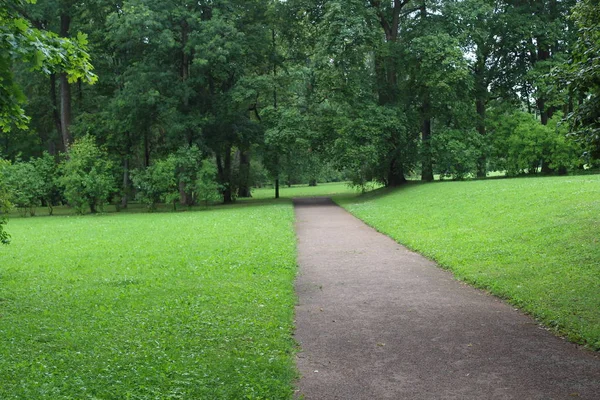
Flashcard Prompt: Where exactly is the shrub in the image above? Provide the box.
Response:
[489,111,582,175]
[31,152,60,215]
[131,157,178,211]
[195,159,222,207]
[4,160,42,216]
[58,135,115,214]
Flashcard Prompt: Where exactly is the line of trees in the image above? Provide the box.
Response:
[1,0,599,224]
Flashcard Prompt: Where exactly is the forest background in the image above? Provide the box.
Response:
[1,0,599,220]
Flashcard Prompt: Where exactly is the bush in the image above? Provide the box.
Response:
[2,153,59,216]
[131,157,178,211]
[58,135,115,214]
[489,111,582,175]
[4,160,42,216]
[195,159,222,206]
[32,152,60,215]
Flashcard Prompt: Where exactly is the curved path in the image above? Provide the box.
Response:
[293,197,600,399]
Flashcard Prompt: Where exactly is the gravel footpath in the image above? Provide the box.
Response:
[293,197,600,400]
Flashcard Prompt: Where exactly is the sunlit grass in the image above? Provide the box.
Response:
[0,204,298,399]
[338,175,600,350]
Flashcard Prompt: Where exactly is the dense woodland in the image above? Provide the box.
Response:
[1,0,599,220]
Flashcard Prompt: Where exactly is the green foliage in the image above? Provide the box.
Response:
[58,135,114,214]
[332,105,418,187]
[431,128,482,180]
[1,153,56,217]
[489,111,582,175]
[560,0,600,158]
[31,152,59,215]
[0,0,96,132]
[195,159,222,207]
[131,157,178,211]
[3,159,42,216]
[0,203,298,398]
[0,158,11,244]
[339,175,600,350]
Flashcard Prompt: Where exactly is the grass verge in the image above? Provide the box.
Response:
[337,175,600,350]
[0,203,298,399]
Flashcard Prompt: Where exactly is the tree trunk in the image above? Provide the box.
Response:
[474,52,488,179]
[275,178,280,199]
[144,131,150,167]
[217,149,233,204]
[59,14,72,151]
[421,96,434,182]
[387,158,406,187]
[476,96,487,178]
[50,73,62,153]
[237,150,252,198]
[308,179,317,187]
[121,157,129,209]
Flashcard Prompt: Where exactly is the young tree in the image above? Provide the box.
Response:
[4,159,43,216]
[58,135,114,214]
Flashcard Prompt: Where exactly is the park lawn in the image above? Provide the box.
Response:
[338,175,600,350]
[249,182,366,200]
[0,203,298,399]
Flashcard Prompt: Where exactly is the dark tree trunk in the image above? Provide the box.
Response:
[121,158,129,209]
[372,0,408,183]
[217,149,233,204]
[179,181,188,206]
[474,52,488,179]
[387,159,406,186]
[59,14,72,151]
[59,73,72,150]
[50,73,62,153]
[275,178,280,199]
[308,179,317,187]
[421,97,434,182]
[143,131,150,167]
[238,150,252,198]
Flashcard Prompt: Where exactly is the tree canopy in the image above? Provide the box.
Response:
[0,0,597,212]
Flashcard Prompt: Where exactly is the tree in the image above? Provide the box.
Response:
[561,0,600,159]
[0,0,96,134]
[58,135,114,214]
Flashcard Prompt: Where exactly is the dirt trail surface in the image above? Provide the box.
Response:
[293,197,600,400]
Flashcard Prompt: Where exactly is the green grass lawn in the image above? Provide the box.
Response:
[0,203,298,399]
[249,181,366,200]
[337,175,600,350]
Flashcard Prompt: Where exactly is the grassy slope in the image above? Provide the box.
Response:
[0,203,297,399]
[338,175,600,350]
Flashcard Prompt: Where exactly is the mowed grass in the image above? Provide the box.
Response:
[250,182,365,200]
[338,175,600,350]
[0,203,298,399]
